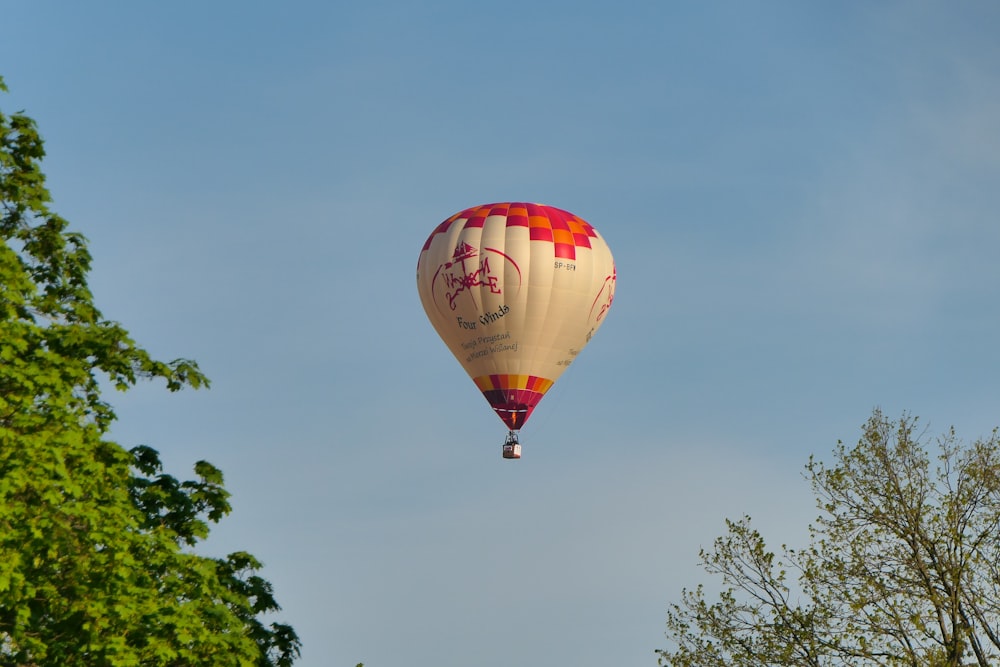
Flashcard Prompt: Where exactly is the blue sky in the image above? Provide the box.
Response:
[3,2,1000,665]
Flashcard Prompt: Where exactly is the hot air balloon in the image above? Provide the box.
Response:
[416,202,616,459]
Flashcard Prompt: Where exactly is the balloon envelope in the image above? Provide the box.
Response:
[416,202,615,430]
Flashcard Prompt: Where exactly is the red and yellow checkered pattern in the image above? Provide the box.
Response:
[473,374,555,430]
[421,202,599,261]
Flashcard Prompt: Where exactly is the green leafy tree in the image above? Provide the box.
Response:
[659,409,1000,667]
[0,76,300,665]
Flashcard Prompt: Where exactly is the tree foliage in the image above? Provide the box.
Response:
[0,75,300,665]
[659,408,1000,667]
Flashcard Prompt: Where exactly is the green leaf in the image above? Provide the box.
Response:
[0,76,300,666]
